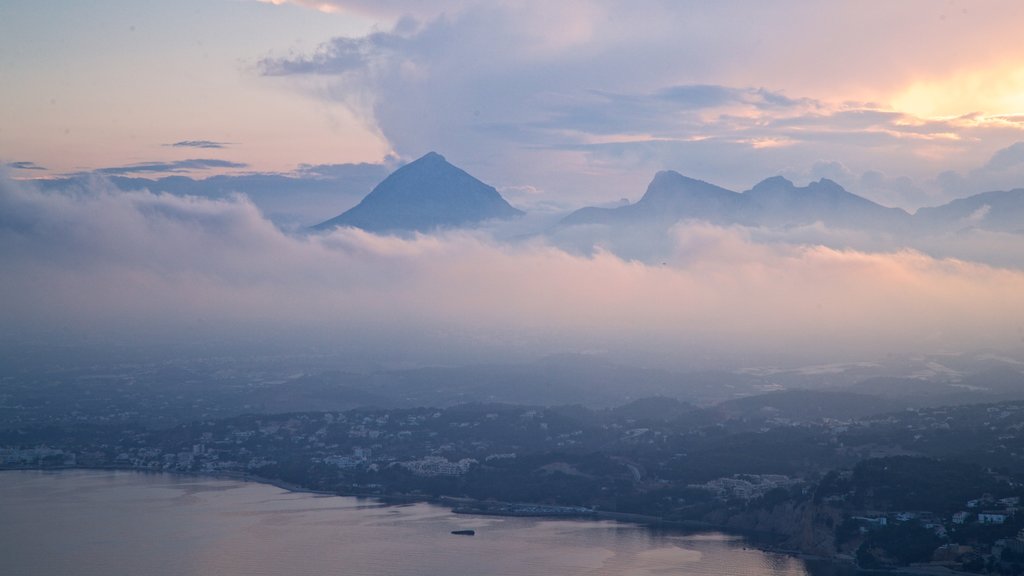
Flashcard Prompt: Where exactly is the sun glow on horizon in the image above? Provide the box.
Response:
[891,65,1024,122]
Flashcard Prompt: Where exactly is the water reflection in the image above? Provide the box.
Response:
[0,470,831,576]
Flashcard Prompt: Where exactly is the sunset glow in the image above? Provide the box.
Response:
[2,0,1024,370]
[892,66,1024,120]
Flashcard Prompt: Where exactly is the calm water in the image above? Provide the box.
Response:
[1,470,835,576]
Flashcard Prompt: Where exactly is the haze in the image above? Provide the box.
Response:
[2,1,1024,373]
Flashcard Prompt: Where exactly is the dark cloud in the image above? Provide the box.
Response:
[167,140,231,149]
[6,161,47,171]
[754,89,811,109]
[94,159,248,176]
[259,30,410,76]
[524,86,820,139]
[294,161,390,180]
[654,85,813,111]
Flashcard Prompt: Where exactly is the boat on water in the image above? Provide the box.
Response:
[450,529,476,536]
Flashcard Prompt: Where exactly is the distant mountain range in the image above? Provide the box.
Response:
[313,152,523,233]
[311,152,1024,240]
[914,188,1024,234]
[559,170,1017,235]
[37,151,1024,240]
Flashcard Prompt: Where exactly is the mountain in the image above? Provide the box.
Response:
[914,188,1024,234]
[560,171,745,227]
[741,176,911,230]
[314,152,523,233]
[559,172,911,231]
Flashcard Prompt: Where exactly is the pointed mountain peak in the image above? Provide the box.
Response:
[389,151,457,179]
[638,171,737,204]
[313,152,522,233]
[412,151,447,164]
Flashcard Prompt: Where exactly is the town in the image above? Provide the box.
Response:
[3,396,1024,572]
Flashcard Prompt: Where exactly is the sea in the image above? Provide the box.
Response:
[0,470,852,576]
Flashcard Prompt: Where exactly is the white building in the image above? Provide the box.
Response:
[951,511,971,524]
[978,512,1007,525]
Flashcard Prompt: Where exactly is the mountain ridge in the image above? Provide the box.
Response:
[559,171,914,231]
[304,153,1024,261]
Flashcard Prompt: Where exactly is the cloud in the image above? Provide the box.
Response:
[257,0,346,14]
[981,141,1024,172]
[965,204,992,225]
[523,85,823,140]
[935,141,1024,197]
[167,140,231,149]
[2,174,1023,370]
[253,3,1024,208]
[93,159,249,176]
[292,161,391,183]
[259,35,384,76]
[38,161,389,230]
[256,0,470,19]
[772,162,932,210]
[655,85,813,111]
[5,161,47,171]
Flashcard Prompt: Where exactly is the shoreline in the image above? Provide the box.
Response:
[0,465,754,533]
[2,466,963,575]
[0,465,820,571]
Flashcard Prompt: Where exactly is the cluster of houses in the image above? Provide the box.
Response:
[958,495,1021,526]
[851,494,1019,538]
[398,456,478,477]
[688,474,802,501]
[0,447,75,467]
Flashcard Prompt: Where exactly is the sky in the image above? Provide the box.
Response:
[5,1,1024,209]
[2,1,1024,371]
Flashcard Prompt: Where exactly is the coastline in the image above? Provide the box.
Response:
[0,466,809,566]
[0,465,747,532]
[2,466,960,575]
[0,465,358,499]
